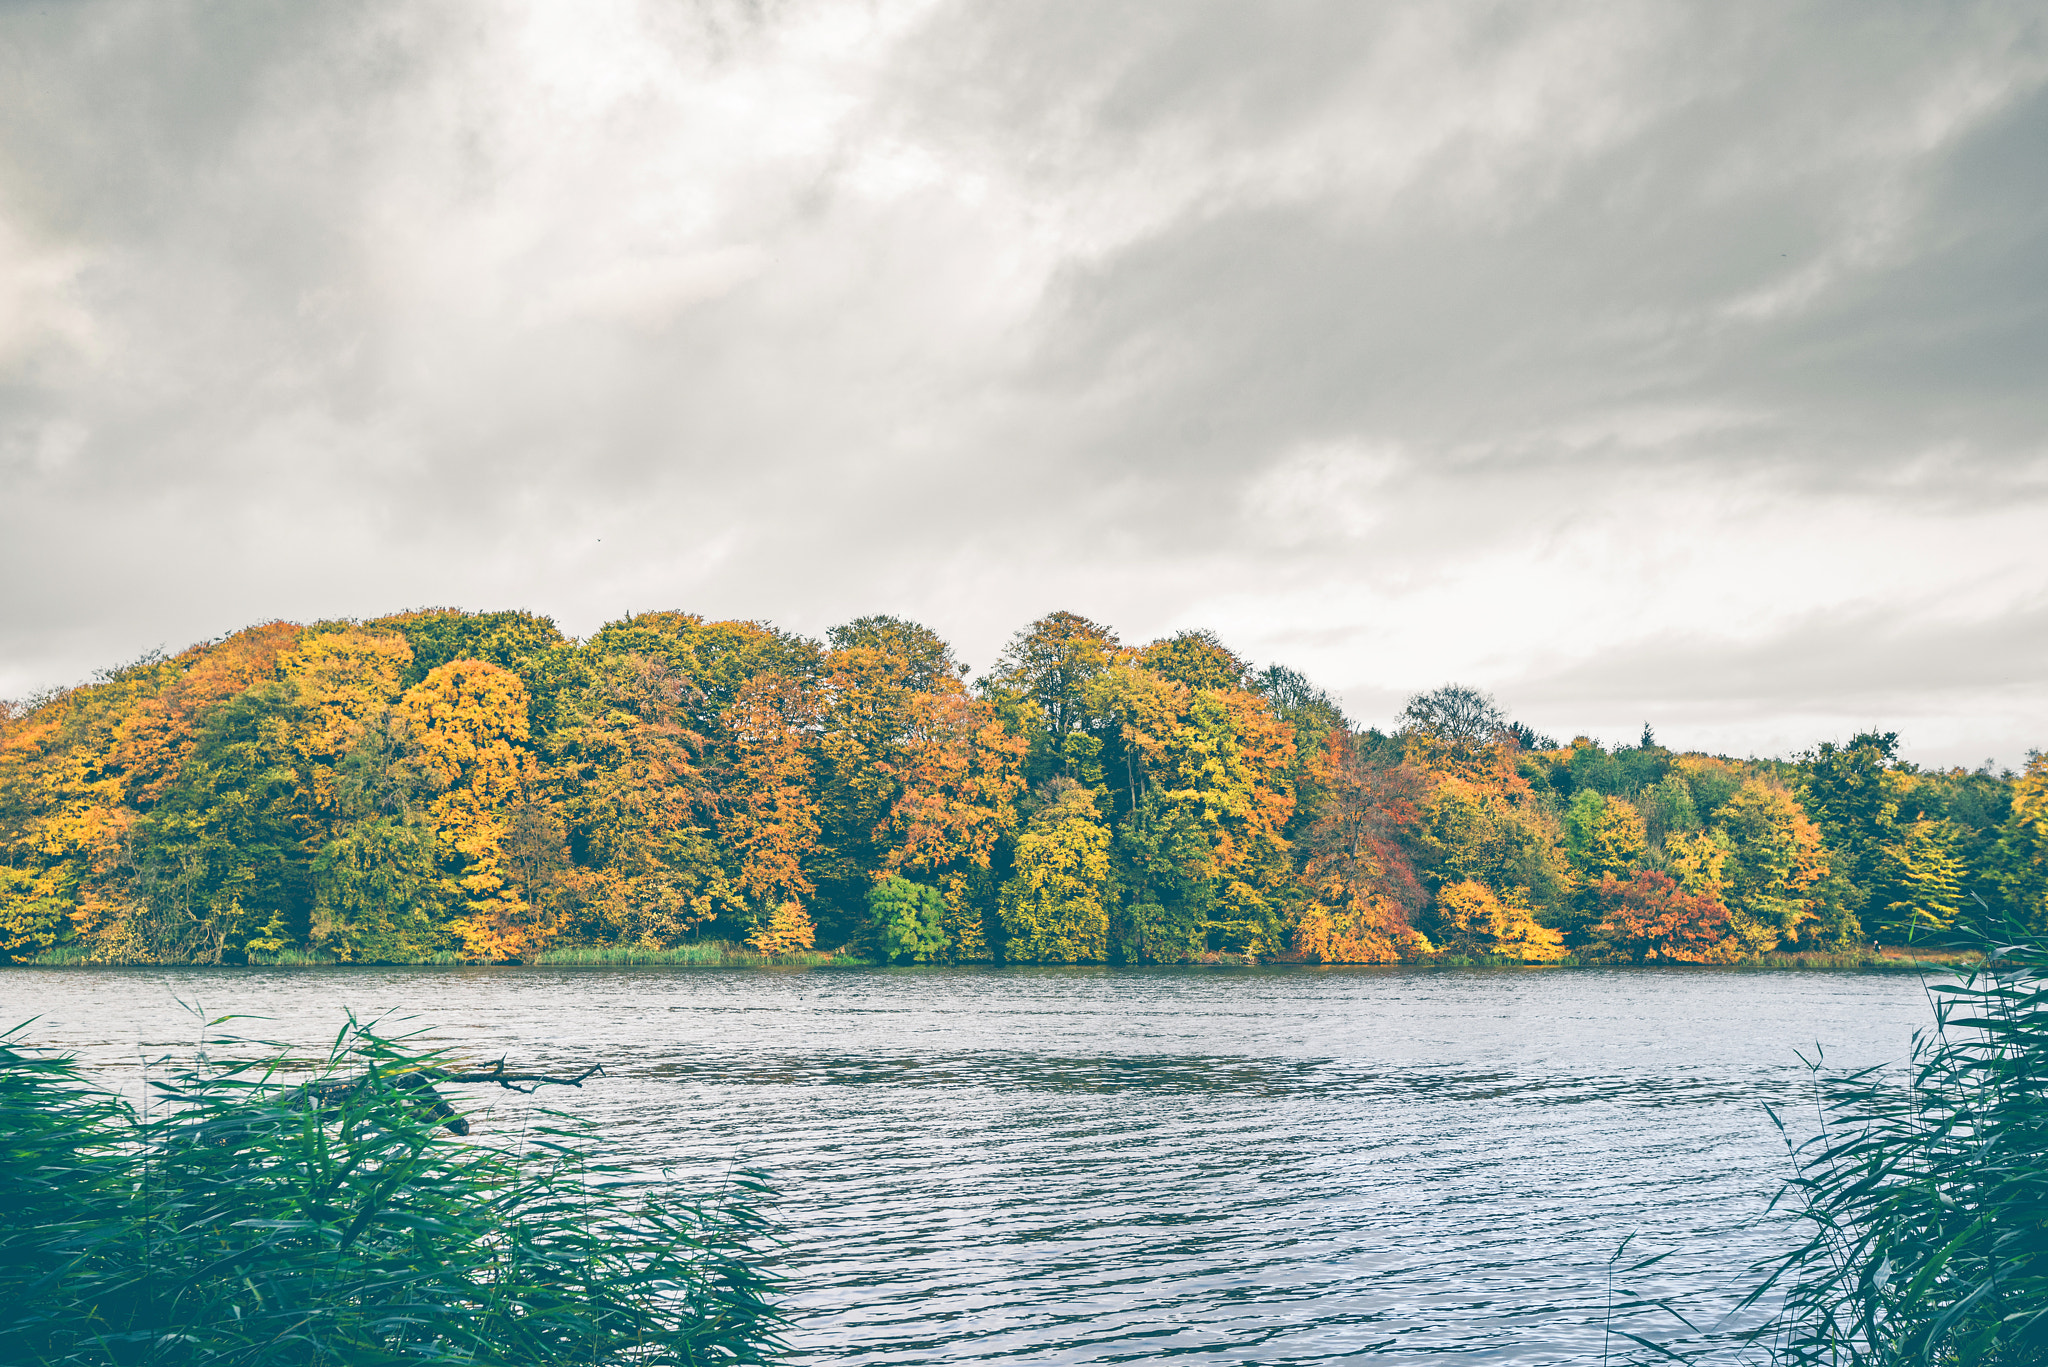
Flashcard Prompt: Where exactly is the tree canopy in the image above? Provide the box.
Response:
[2,607,2037,966]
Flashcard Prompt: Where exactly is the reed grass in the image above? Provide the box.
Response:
[0,1018,783,1365]
[1612,919,2048,1365]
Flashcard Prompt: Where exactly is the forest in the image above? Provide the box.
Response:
[1,607,2042,968]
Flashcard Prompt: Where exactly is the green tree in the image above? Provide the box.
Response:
[1799,731,1902,923]
[309,817,449,961]
[866,874,949,963]
[120,683,315,963]
[983,611,1120,788]
[1640,772,1701,847]
[1565,739,1625,796]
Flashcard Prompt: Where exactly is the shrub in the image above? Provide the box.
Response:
[867,875,949,964]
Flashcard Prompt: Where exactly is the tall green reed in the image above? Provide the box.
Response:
[1737,926,2048,1365]
[1615,921,2048,1365]
[0,1018,782,1366]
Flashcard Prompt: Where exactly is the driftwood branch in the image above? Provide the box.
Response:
[427,1060,606,1092]
[297,1060,605,1135]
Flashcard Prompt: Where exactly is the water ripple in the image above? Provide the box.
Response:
[5,964,1934,1363]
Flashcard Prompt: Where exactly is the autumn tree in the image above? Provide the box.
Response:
[1583,870,1740,964]
[1997,752,2048,933]
[747,901,817,955]
[1432,880,1566,961]
[545,653,728,947]
[1291,730,1431,963]
[278,627,413,815]
[1873,818,1966,941]
[1716,781,1831,951]
[720,671,823,938]
[1417,777,1569,928]
[998,782,1113,963]
[374,608,579,732]
[1563,791,1647,919]
[1118,686,1297,957]
[1136,630,1246,692]
[1250,664,1352,845]
[395,660,555,961]
[111,623,303,808]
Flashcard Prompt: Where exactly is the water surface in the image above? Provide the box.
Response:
[4,965,1939,1363]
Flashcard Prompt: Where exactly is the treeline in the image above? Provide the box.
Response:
[1,607,2042,966]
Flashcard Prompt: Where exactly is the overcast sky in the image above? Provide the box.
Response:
[3,1,2045,765]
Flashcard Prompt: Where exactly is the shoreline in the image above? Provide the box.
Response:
[10,945,1978,973]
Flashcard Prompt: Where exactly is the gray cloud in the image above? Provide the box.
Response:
[2,0,2044,767]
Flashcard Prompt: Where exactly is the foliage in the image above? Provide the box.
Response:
[1998,753,2048,935]
[1582,870,1740,964]
[1432,879,1567,961]
[746,901,817,955]
[0,608,2032,968]
[1718,781,1832,952]
[1874,819,1967,941]
[1564,789,1647,884]
[866,874,948,963]
[998,783,1112,963]
[0,1019,782,1365]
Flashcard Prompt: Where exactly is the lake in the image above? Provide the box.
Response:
[3,965,1939,1363]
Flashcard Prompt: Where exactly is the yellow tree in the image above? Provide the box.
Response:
[278,628,413,814]
[2000,753,2048,934]
[1666,829,1732,900]
[1434,879,1567,961]
[817,639,924,875]
[1135,630,1246,691]
[1876,818,1966,940]
[998,782,1112,963]
[396,660,555,961]
[747,901,817,955]
[1134,687,1297,954]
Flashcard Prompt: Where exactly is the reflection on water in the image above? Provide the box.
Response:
[4,965,1936,1363]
